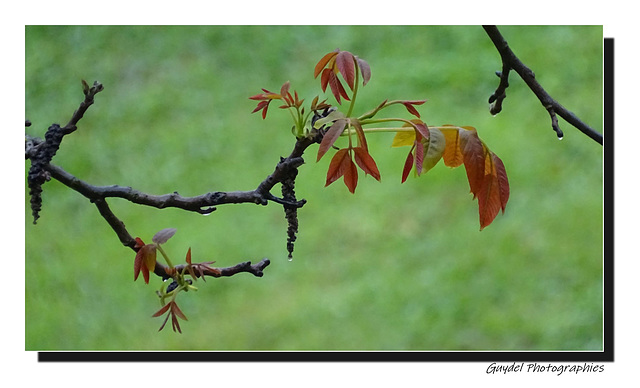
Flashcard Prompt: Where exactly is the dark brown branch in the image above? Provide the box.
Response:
[483,25,603,145]
[25,80,323,281]
[63,80,104,135]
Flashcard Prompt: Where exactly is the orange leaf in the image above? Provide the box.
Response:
[325,148,350,186]
[140,244,157,274]
[185,247,192,264]
[353,147,381,181]
[314,50,339,78]
[441,126,464,167]
[317,118,347,161]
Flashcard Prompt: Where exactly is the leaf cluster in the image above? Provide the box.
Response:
[249,49,510,229]
[134,228,221,332]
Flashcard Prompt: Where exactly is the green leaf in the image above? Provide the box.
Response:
[420,127,446,173]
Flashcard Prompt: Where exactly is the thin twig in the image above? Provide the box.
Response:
[483,25,603,145]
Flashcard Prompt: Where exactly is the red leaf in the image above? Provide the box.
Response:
[152,302,171,317]
[325,148,350,186]
[280,81,290,99]
[335,51,355,90]
[327,71,350,104]
[403,102,420,118]
[171,301,188,321]
[477,149,508,230]
[401,150,414,183]
[141,262,150,284]
[320,68,332,92]
[493,153,510,213]
[460,129,485,197]
[251,100,269,114]
[477,172,502,231]
[356,57,371,86]
[314,50,339,78]
[343,157,358,193]
[185,247,192,264]
[413,121,430,140]
[317,118,347,161]
[414,136,424,176]
[353,147,381,181]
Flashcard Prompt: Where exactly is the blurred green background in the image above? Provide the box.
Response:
[25,25,603,350]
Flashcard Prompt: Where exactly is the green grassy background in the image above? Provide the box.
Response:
[25,25,603,350]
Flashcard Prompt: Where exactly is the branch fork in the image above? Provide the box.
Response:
[483,25,602,145]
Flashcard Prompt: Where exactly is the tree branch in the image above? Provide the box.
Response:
[25,81,321,281]
[483,25,603,145]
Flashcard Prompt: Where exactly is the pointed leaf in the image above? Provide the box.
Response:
[141,264,150,284]
[185,247,192,264]
[460,129,485,197]
[343,157,358,193]
[153,228,177,244]
[335,51,356,90]
[134,250,142,281]
[493,153,510,213]
[414,135,424,176]
[280,81,290,100]
[328,71,350,104]
[401,150,414,183]
[421,127,446,173]
[413,121,430,140]
[171,301,188,321]
[152,302,171,317]
[353,147,381,181]
[478,172,502,231]
[320,68,332,92]
[357,57,371,86]
[402,101,425,118]
[314,50,339,78]
[325,148,350,186]
[317,118,347,161]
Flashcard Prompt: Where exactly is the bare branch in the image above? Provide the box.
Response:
[483,25,603,145]
[25,80,321,281]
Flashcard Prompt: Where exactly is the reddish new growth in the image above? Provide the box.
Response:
[250,48,510,229]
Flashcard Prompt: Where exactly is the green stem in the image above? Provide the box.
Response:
[156,244,174,269]
[345,62,360,118]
